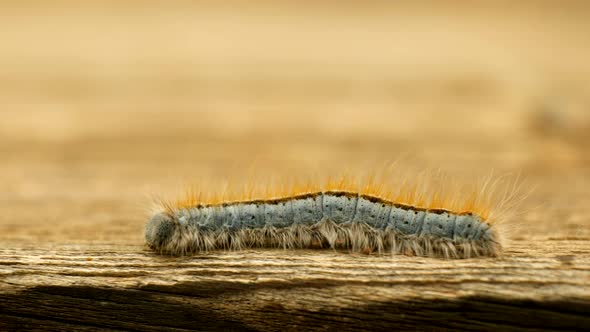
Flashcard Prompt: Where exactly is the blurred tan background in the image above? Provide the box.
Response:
[1,0,589,246]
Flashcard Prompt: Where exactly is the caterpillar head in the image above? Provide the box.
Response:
[145,212,176,249]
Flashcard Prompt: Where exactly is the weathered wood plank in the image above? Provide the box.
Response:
[1,241,589,331]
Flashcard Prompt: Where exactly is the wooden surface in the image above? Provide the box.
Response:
[0,242,589,331]
[1,1,590,331]
[1,242,590,331]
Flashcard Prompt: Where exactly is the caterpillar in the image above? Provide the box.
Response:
[145,173,519,259]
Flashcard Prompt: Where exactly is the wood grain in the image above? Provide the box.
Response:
[1,1,590,330]
[1,242,589,331]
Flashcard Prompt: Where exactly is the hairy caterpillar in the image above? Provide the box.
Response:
[145,173,519,259]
